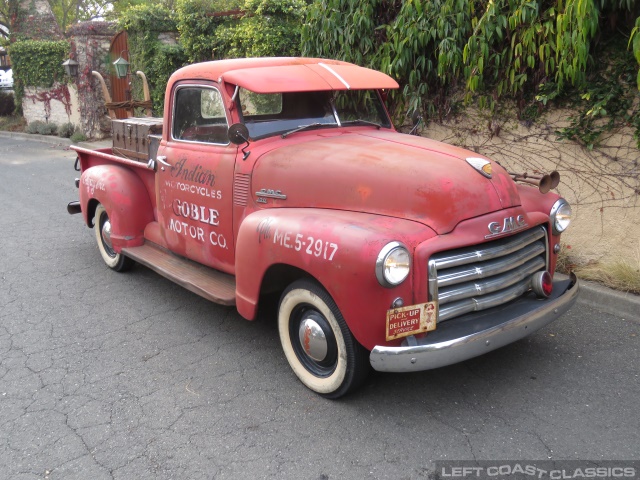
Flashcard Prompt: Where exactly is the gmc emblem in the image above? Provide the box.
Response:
[486,215,528,238]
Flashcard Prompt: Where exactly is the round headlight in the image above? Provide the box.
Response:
[376,242,410,287]
[550,199,572,235]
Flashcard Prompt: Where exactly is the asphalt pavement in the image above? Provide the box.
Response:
[0,135,638,480]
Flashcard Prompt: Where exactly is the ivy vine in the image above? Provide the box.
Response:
[8,40,70,113]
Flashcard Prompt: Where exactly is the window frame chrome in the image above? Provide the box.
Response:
[170,83,231,146]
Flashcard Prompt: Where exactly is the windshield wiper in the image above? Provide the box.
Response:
[341,119,382,129]
[281,122,338,139]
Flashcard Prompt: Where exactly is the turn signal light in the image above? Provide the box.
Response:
[532,271,553,298]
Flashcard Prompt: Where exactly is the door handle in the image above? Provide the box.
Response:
[157,155,171,167]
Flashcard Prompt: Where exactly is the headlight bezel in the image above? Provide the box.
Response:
[550,198,572,235]
[376,241,411,288]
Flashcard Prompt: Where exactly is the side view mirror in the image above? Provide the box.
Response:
[228,123,251,160]
[228,123,250,145]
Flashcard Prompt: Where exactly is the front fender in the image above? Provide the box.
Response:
[235,208,435,350]
[79,165,154,251]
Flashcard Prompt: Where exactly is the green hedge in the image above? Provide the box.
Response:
[9,40,70,110]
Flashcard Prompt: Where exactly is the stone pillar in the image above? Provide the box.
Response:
[67,22,117,139]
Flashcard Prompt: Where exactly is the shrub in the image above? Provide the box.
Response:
[70,131,87,142]
[58,122,76,138]
[37,122,58,135]
[26,120,58,135]
[26,120,46,134]
[0,91,15,116]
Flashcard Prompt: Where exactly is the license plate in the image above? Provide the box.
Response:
[385,302,437,341]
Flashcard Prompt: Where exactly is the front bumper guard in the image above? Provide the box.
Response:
[370,274,579,373]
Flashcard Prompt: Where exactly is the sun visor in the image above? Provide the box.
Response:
[221,63,399,93]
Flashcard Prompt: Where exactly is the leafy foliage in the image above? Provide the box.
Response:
[26,119,57,134]
[630,15,640,89]
[175,0,243,63]
[120,3,187,116]
[120,0,304,115]
[555,40,640,149]
[301,0,389,67]
[381,0,473,118]
[214,0,306,59]
[175,0,303,63]
[57,121,76,137]
[9,40,69,110]
[303,0,640,142]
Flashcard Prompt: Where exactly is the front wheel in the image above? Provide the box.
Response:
[278,279,370,398]
[94,203,134,272]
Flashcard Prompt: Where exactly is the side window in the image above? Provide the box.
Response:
[172,86,229,144]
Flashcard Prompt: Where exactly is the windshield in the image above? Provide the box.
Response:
[238,89,391,139]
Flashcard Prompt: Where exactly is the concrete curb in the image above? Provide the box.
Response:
[0,130,72,147]
[571,276,640,321]
[2,130,638,320]
[0,131,111,150]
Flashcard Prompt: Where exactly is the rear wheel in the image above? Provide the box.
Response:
[94,203,134,272]
[278,279,370,398]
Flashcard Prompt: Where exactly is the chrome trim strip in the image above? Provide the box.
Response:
[255,189,286,200]
[438,277,531,322]
[171,83,231,146]
[428,259,439,302]
[543,227,550,272]
[432,227,544,270]
[436,241,545,287]
[318,62,351,89]
[437,256,545,305]
[370,275,579,373]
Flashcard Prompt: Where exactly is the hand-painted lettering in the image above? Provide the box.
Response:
[164,180,222,199]
[170,159,216,187]
[172,199,219,226]
[82,177,106,195]
[271,226,338,261]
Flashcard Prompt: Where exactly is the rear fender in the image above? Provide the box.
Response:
[79,165,154,251]
[235,208,435,350]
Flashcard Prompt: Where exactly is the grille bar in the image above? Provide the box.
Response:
[432,227,545,270]
[438,256,546,305]
[429,226,548,323]
[436,240,545,287]
[438,277,532,322]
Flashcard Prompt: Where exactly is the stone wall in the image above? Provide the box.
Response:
[423,110,640,263]
[21,22,117,139]
[22,83,80,126]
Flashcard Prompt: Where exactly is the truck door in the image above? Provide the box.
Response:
[156,83,237,273]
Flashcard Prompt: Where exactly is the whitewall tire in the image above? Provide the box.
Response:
[94,203,134,272]
[278,279,369,398]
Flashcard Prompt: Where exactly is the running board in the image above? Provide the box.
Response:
[121,243,236,306]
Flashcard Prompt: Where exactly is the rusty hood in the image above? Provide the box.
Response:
[251,129,521,234]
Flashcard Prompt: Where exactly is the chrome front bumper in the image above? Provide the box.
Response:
[369,274,579,373]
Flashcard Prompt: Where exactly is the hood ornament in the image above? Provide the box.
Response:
[466,157,492,179]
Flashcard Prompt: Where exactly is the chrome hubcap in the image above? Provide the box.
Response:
[101,217,115,256]
[298,317,328,362]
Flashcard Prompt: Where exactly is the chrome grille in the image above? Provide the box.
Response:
[429,227,548,323]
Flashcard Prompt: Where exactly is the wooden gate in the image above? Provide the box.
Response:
[109,31,130,119]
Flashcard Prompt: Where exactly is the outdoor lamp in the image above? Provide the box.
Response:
[62,58,79,77]
[113,54,130,79]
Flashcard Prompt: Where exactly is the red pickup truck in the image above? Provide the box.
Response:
[68,57,579,398]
